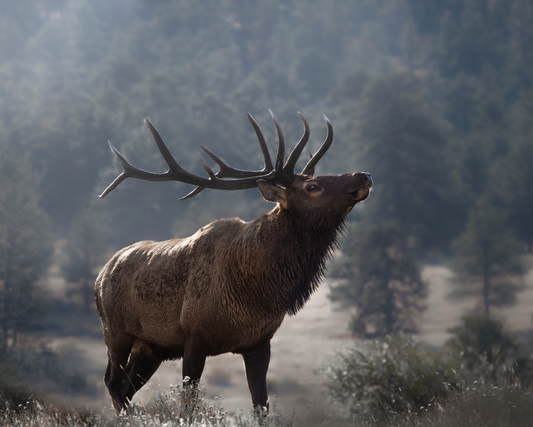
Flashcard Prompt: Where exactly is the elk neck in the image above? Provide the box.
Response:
[246,204,346,316]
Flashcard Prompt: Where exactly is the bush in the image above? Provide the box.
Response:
[326,317,533,421]
[446,313,533,386]
[326,335,470,417]
[393,383,533,427]
[13,345,89,393]
[0,342,91,406]
[0,353,31,411]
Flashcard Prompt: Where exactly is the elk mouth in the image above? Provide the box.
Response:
[349,182,372,202]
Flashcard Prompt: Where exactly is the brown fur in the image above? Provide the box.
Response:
[95,172,371,412]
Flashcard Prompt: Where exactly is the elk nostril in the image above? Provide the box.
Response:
[364,172,372,183]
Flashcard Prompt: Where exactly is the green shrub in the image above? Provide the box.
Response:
[0,350,32,411]
[392,383,533,427]
[12,344,89,394]
[326,335,470,417]
[446,313,533,386]
[0,358,31,411]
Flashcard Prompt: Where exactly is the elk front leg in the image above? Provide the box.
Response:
[242,339,271,413]
[181,335,209,417]
[182,335,209,383]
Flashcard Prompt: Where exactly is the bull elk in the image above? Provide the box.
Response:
[95,111,372,413]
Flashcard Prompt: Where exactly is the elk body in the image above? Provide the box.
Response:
[95,112,372,413]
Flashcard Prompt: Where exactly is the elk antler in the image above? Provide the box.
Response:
[302,115,333,176]
[99,111,332,200]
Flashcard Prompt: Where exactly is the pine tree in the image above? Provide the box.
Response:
[356,73,450,250]
[61,209,106,313]
[0,149,52,350]
[496,90,533,252]
[330,224,427,337]
[496,137,533,253]
[450,196,523,314]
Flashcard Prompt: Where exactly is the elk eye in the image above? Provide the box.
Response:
[307,185,318,191]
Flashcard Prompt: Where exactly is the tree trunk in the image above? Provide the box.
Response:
[12,325,18,348]
[385,280,395,334]
[482,267,490,315]
[481,241,491,315]
[1,264,11,350]
[1,324,7,350]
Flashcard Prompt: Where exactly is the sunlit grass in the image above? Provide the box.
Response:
[1,382,290,427]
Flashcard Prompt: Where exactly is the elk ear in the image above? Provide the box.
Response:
[257,180,286,203]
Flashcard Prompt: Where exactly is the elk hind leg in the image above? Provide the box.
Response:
[122,338,162,404]
[104,333,134,413]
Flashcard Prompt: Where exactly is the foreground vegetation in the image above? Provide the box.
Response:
[3,323,533,427]
[2,382,533,427]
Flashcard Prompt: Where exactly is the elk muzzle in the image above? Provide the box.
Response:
[349,172,372,202]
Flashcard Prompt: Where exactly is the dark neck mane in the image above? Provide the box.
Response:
[257,206,347,315]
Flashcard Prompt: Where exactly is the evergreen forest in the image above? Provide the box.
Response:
[1,0,533,425]
[1,0,532,248]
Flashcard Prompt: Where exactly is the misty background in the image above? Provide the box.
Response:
[1,0,533,417]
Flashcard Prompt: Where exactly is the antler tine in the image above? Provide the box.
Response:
[98,123,182,198]
[247,113,274,171]
[199,145,272,179]
[197,152,219,182]
[301,115,333,176]
[177,153,218,201]
[179,117,280,199]
[269,110,285,177]
[99,138,176,198]
[144,119,181,170]
[179,186,205,201]
[283,112,310,176]
[99,143,131,198]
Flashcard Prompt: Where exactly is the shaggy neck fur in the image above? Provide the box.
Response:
[254,205,348,315]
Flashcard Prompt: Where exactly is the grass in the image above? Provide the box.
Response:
[0,386,289,427]
[390,382,533,427]
[2,382,533,427]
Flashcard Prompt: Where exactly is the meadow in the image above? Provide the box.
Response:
[3,259,533,426]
